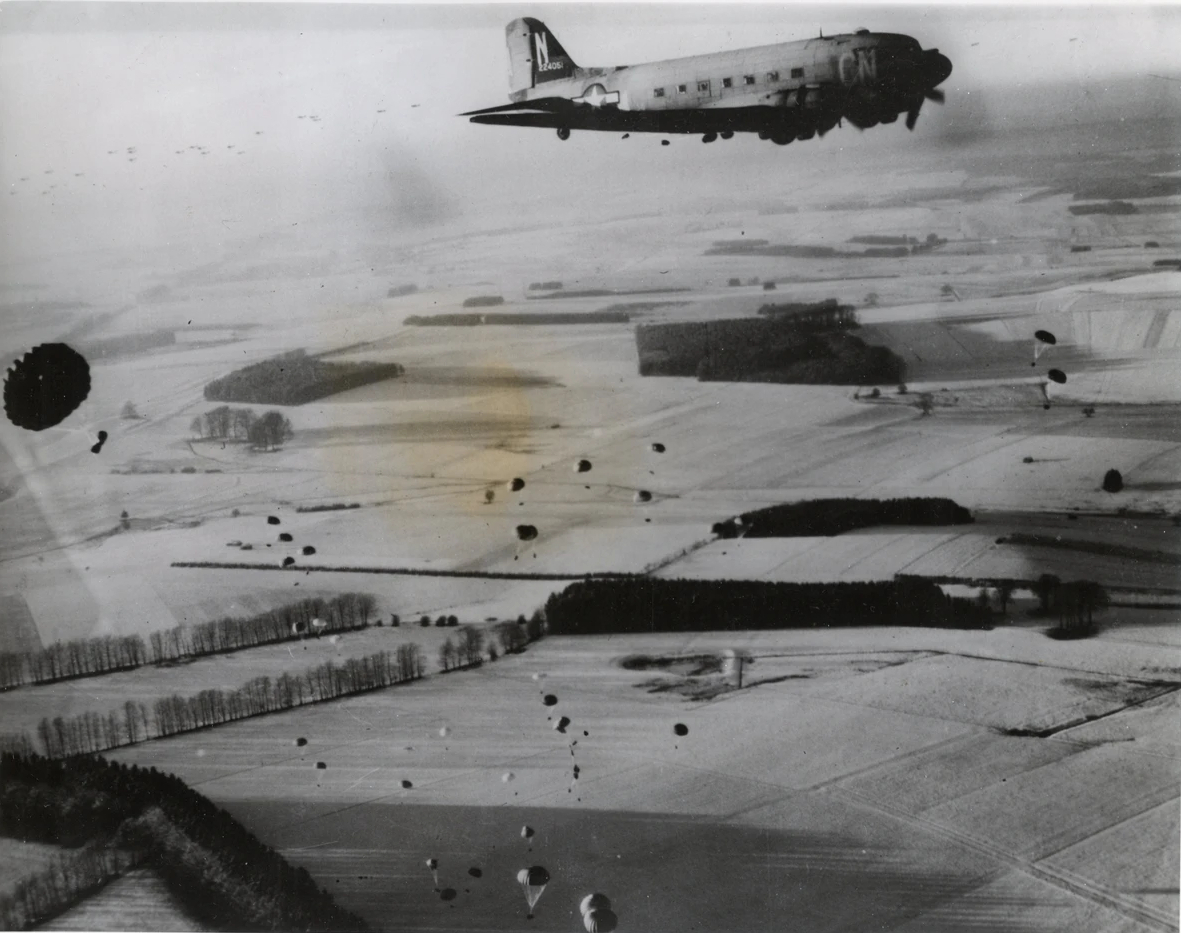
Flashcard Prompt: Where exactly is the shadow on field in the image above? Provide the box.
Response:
[227,801,1038,932]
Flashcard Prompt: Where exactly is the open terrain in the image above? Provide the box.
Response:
[1,61,1178,930]
[105,626,1179,932]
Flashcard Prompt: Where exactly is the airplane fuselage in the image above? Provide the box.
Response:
[465,22,952,144]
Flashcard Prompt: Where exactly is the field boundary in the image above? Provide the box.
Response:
[171,561,636,581]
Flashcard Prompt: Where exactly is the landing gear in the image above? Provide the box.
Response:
[556,127,570,141]
[720,131,734,140]
[702,132,717,143]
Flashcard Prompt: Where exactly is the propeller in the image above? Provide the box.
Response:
[904,50,950,130]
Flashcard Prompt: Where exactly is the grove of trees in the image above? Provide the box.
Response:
[190,405,293,450]
[203,349,403,406]
[636,314,905,385]
[711,497,973,539]
[543,577,993,636]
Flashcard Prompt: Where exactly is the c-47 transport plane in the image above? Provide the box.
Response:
[463,18,952,145]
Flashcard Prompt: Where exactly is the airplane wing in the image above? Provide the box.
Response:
[460,97,575,117]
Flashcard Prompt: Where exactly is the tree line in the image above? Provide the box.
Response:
[712,497,974,539]
[0,752,367,930]
[189,405,294,451]
[31,646,422,758]
[544,577,992,636]
[0,594,377,690]
[204,349,404,406]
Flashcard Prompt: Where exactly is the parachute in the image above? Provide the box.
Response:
[501,771,516,783]
[509,477,526,492]
[574,459,592,473]
[517,865,550,915]
[439,887,457,901]
[673,723,689,737]
[584,908,618,932]
[521,825,534,840]
[311,618,327,632]
[439,726,452,738]
[580,893,611,916]
[634,490,652,503]
[1033,329,1057,364]
[553,716,571,733]
[516,524,538,542]
[651,442,666,453]
[295,737,307,747]
[426,857,439,889]
[1047,368,1067,384]
[291,621,307,635]
[401,779,413,789]
[543,694,558,707]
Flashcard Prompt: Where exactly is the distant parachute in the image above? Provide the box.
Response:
[574,459,592,473]
[439,887,457,902]
[634,490,652,503]
[426,858,439,889]
[1033,329,1058,364]
[401,779,413,789]
[439,726,452,738]
[291,621,307,635]
[543,694,558,707]
[502,771,516,783]
[509,477,526,492]
[584,908,618,932]
[651,442,666,453]
[1047,368,1067,384]
[516,524,538,542]
[553,716,571,733]
[282,557,295,567]
[517,866,550,916]
[673,723,689,737]
[521,825,534,840]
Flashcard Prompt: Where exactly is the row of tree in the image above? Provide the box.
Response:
[543,577,993,635]
[204,349,404,406]
[0,843,141,930]
[189,405,294,450]
[0,752,367,930]
[438,625,486,671]
[31,646,423,758]
[0,594,377,690]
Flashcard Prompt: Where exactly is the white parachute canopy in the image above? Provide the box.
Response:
[517,865,550,913]
[580,893,612,915]
[311,617,327,631]
[425,857,439,889]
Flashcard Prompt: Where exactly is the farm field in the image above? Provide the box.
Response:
[38,869,207,932]
[106,627,1179,932]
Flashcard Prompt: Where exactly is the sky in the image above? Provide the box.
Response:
[1,2,1178,283]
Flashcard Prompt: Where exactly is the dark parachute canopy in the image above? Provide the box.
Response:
[1034,330,1057,345]
[1047,369,1067,384]
[553,716,571,733]
[650,442,666,453]
[574,459,592,473]
[516,524,538,541]
[634,490,652,503]
[584,908,619,932]
[510,477,526,492]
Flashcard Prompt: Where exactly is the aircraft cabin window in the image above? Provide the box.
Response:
[767,71,780,82]
[722,77,733,89]
[791,67,805,79]
[678,83,688,94]
[653,87,665,98]
[743,75,756,85]
[697,80,710,93]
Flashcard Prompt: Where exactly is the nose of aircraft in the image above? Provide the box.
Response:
[925,49,953,88]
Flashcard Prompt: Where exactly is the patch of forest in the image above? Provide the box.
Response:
[204,350,403,406]
[405,310,630,326]
[0,752,367,931]
[544,577,993,635]
[635,313,905,385]
[711,498,974,539]
[0,594,377,690]
[527,287,690,300]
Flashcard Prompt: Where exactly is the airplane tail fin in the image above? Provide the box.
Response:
[506,18,577,93]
